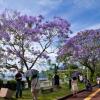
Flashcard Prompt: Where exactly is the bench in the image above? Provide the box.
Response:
[41,86,53,92]
[40,80,53,93]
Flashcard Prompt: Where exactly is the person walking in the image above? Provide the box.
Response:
[96,76,100,88]
[71,77,78,97]
[53,73,60,88]
[84,76,92,91]
[69,77,71,89]
[31,70,40,100]
[15,69,23,98]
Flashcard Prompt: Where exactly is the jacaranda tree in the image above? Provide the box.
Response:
[0,10,71,71]
[58,29,100,81]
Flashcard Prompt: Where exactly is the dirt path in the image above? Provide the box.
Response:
[65,87,100,100]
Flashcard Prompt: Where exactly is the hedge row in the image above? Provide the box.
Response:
[0,79,25,90]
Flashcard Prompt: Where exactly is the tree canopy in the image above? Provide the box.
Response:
[0,10,71,70]
[57,29,100,80]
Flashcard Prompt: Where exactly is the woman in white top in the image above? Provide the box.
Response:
[71,77,78,97]
[31,73,40,100]
[96,77,100,88]
[79,74,83,82]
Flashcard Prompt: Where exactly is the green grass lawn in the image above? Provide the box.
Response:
[0,83,85,100]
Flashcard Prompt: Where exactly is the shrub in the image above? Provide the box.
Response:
[0,79,3,89]
[7,80,17,90]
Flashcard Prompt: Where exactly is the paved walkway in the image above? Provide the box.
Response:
[91,91,100,100]
[66,87,100,100]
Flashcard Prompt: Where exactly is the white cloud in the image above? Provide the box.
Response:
[0,0,63,16]
[73,0,96,9]
[86,24,100,30]
[32,0,63,16]
[13,0,63,16]
[63,0,97,20]
[69,23,100,37]
[36,0,62,7]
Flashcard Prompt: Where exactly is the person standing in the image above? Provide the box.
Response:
[79,74,83,83]
[96,76,100,88]
[15,69,22,98]
[69,77,71,89]
[84,76,92,91]
[31,70,40,100]
[71,77,78,97]
[54,73,60,88]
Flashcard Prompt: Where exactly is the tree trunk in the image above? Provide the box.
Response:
[90,70,94,82]
[26,77,31,88]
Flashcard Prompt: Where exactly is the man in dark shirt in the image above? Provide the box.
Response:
[15,69,22,98]
[54,73,60,88]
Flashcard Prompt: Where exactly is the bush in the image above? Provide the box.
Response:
[0,79,3,89]
[7,80,17,90]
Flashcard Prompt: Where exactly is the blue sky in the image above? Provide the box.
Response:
[0,0,100,34]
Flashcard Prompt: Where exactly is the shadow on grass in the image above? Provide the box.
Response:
[0,97,17,100]
[0,97,32,100]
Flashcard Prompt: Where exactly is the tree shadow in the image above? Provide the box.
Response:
[0,97,17,100]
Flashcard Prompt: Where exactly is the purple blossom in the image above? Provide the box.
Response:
[0,10,71,69]
[58,29,100,63]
